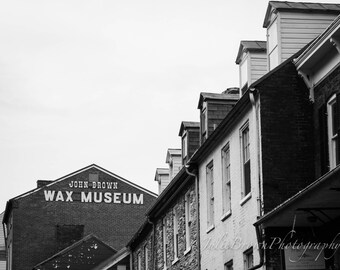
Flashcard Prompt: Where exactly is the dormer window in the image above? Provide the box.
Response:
[267,18,278,70]
[182,133,188,161]
[201,107,207,144]
[240,57,248,94]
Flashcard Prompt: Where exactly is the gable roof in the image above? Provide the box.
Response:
[198,92,239,109]
[235,40,267,64]
[3,164,157,224]
[178,121,200,136]
[32,234,116,270]
[295,14,340,69]
[263,1,340,27]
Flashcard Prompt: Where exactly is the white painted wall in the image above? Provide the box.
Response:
[199,105,262,270]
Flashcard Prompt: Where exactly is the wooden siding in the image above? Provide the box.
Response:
[279,12,338,62]
[250,52,267,84]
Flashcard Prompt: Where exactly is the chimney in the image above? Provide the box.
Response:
[178,121,200,165]
[37,180,53,188]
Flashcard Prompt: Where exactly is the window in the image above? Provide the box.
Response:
[327,95,339,169]
[268,18,278,70]
[241,124,251,197]
[89,173,99,182]
[163,218,167,268]
[137,252,142,270]
[185,191,192,251]
[173,209,179,260]
[222,144,231,215]
[240,58,248,93]
[182,133,188,163]
[144,244,149,270]
[244,248,254,269]
[201,108,207,143]
[206,161,214,228]
[225,260,233,270]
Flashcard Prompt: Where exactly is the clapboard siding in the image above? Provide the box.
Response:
[250,53,267,83]
[279,12,338,62]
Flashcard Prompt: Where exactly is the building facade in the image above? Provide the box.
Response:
[2,164,157,270]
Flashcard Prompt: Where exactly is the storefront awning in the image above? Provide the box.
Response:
[255,166,340,228]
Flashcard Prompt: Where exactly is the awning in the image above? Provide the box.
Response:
[255,166,340,228]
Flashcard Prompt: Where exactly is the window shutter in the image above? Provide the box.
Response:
[319,104,329,174]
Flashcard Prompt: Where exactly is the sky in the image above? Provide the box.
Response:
[1,0,340,212]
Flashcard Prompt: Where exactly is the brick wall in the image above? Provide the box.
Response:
[257,61,315,213]
[131,183,198,270]
[7,167,156,270]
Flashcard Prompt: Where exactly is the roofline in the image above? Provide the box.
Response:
[3,164,157,224]
[128,166,195,248]
[263,1,340,28]
[92,247,131,270]
[8,164,157,201]
[295,14,340,68]
[189,91,251,165]
[147,166,193,217]
[32,234,117,269]
[254,165,340,227]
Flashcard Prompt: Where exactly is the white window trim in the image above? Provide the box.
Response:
[206,161,214,229]
[184,191,191,251]
[221,143,232,217]
[172,209,179,262]
[162,218,167,269]
[327,94,338,170]
[240,122,251,199]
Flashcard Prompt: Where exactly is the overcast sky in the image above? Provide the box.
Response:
[1,0,339,212]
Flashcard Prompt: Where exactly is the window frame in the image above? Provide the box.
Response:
[201,106,207,143]
[162,217,167,269]
[206,161,215,230]
[243,247,254,270]
[173,208,179,261]
[225,259,233,270]
[144,244,148,270]
[241,122,251,198]
[327,94,339,170]
[221,143,232,219]
[267,17,279,70]
[184,191,192,253]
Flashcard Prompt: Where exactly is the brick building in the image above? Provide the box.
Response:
[2,164,157,270]
[255,12,340,270]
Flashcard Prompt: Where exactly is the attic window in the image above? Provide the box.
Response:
[268,18,278,70]
[89,173,99,182]
[240,57,248,90]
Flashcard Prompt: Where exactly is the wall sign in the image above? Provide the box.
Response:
[43,181,144,204]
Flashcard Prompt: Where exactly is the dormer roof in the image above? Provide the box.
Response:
[178,121,200,136]
[154,168,169,182]
[198,92,239,110]
[263,1,340,28]
[165,149,181,163]
[235,40,267,64]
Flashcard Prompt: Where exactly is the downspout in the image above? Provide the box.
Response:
[147,218,156,270]
[185,165,200,270]
[248,223,264,270]
[249,88,265,269]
